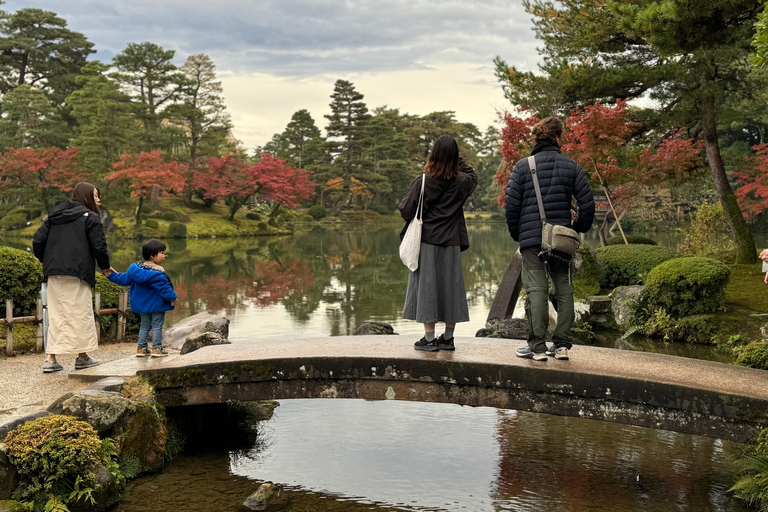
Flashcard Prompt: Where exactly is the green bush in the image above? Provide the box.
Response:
[0,213,29,231]
[735,340,768,370]
[167,222,187,238]
[573,244,601,299]
[730,427,768,510]
[0,246,43,315]
[7,208,30,220]
[605,235,657,246]
[139,204,153,214]
[4,415,119,508]
[308,205,327,220]
[245,212,261,220]
[371,205,392,215]
[680,202,736,263]
[144,219,159,229]
[595,244,679,288]
[162,212,178,222]
[257,221,268,231]
[644,257,730,317]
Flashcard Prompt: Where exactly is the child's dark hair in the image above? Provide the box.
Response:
[142,239,166,261]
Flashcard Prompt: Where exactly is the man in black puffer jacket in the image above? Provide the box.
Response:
[505,117,594,361]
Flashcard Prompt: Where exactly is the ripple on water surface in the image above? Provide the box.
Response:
[115,399,750,512]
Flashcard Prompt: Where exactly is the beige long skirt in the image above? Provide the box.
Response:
[46,275,97,355]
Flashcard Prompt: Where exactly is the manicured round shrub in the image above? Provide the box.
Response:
[644,256,730,317]
[371,205,391,215]
[139,204,153,214]
[167,221,187,238]
[595,244,679,288]
[0,212,29,230]
[4,415,115,505]
[144,219,159,229]
[308,205,327,220]
[6,208,30,220]
[257,221,269,231]
[735,341,768,370]
[605,235,657,246]
[0,246,43,315]
[245,212,261,220]
[162,212,178,222]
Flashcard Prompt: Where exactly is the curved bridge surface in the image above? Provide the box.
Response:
[76,336,768,443]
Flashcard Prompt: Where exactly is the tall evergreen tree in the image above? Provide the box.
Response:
[0,84,66,148]
[324,79,371,215]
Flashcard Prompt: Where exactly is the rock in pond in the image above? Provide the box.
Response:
[353,322,396,335]
[163,312,231,354]
[243,482,286,511]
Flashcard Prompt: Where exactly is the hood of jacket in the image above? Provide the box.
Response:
[47,201,93,226]
[126,261,167,284]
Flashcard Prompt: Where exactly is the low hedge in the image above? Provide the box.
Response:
[595,244,679,288]
[644,256,730,317]
[0,246,43,315]
[605,235,657,246]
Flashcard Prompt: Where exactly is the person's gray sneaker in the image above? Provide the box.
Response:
[515,347,547,361]
[545,344,557,357]
[42,359,63,373]
[74,355,100,370]
[553,346,569,360]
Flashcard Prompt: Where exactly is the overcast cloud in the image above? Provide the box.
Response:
[5,0,542,148]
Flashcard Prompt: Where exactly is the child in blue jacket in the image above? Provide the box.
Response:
[109,239,177,357]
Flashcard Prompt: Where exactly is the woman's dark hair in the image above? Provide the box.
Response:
[532,117,564,144]
[425,135,461,179]
[71,182,100,214]
[142,239,167,261]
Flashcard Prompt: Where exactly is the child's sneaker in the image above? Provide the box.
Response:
[151,348,168,357]
[136,348,151,357]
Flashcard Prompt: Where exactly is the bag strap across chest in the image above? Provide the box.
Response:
[527,156,548,222]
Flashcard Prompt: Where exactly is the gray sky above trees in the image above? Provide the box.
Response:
[6,0,539,148]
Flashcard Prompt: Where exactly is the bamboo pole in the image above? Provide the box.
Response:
[94,292,101,344]
[35,298,43,353]
[6,299,13,357]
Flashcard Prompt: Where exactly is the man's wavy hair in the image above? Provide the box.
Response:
[425,135,461,180]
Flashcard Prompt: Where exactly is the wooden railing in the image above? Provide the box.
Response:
[2,291,132,357]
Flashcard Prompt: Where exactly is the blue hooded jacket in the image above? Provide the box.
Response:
[108,262,177,314]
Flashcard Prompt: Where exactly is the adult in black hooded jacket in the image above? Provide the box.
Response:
[504,117,594,361]
[33,182,114,373]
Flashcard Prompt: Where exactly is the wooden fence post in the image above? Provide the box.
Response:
[117,292,127,342]
[6,299,13,357]
[36,298,43,353]
[94,292,101,344]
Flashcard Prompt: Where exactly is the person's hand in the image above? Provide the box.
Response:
[170,300,177,309]
[760,249,768,263]
[101,267,115,277]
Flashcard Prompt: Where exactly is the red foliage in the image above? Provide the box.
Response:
[493,110,540,207]
[105,150,186,199]
[734,143,768,218]
[0,146,84,197]
[636,129,703,183]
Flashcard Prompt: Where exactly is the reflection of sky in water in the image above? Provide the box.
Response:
[229,399,502,511]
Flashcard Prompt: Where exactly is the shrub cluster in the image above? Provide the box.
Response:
[605,235,657,246]
[308,205,327,220]
[644,256,730,317]
[735,340,768,370]
[0,246,43,315]
[161,212,178,222]
[144,219,159,229]
[245,212,261,220]
[595,244,679,288]
[167,222,187,238]
[0,212,28,231]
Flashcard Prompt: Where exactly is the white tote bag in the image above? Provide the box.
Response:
[399,174,426,272]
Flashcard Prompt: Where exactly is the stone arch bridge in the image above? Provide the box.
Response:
[76,336,768,444]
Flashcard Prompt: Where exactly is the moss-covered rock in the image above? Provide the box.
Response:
[645,257,730,317]
[595,244,679,288]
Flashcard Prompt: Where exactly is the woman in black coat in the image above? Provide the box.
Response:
[399,135,477,352]
[33,182,114,373]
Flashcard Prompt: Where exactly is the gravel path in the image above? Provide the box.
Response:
[0,341,136,413]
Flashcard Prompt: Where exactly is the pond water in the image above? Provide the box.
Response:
[4,223,764,511]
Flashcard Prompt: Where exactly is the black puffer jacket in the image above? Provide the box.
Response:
[504,140,595,250]
[33,201,110,288]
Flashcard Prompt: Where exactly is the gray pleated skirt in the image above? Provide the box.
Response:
[403,243,469,324]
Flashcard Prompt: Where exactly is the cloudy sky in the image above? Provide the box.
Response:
[6,0,542,149]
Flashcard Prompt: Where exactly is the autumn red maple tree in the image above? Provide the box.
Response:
[493,110,539,207]
[733,143,768,220]
[105,150,187,224]
[0,147,84,210]
[194,153,314,221]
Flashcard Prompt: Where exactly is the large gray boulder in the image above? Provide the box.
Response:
[163,312,230,354]
[476,317,529,339]
[610,285,645,327]
[48,390,132,435]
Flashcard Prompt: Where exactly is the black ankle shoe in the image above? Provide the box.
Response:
[436,334,455,351]
[414,337,439,352]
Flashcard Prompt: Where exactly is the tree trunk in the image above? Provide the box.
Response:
[331,192,351,216]
[701,94,756,264]
[135,197,143,225]
[150,186,160,208]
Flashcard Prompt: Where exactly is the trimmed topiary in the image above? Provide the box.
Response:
[245,212,261,220]
[0,212,29,231]
[167,222,187,238]
[308,205,327,220]
[144,219,159,229]
[0,246,43,315]
[595,244,679,288]
[162,212,178,222]
[644,256,730,317]
[605,235,657,246]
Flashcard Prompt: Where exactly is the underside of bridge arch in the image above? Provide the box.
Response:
[138,356,768,444]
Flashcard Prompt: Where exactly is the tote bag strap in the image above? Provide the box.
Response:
[527,156,547,222]
[415,173,426,222]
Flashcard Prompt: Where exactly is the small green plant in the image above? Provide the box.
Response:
[734,340,768,370]
[4,415,119,511]
[0,246,43,315]
[642,308,675,341]
[167,222,187,238]
[308,205,327,220]
[730,428,768,511]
